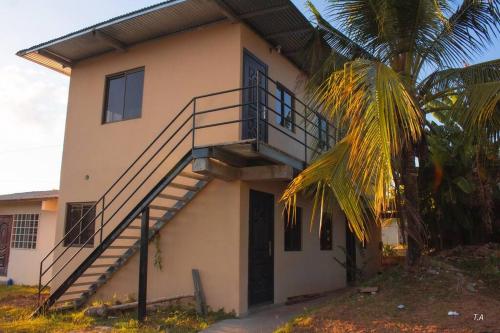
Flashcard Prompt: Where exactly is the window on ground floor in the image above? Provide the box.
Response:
[64,202,96,247]
[320,213,333,251]
[284,206,302,251]
[10,213,39,249]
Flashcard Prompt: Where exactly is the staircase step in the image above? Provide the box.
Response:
[55,298,80,304]
[90,264,111,268]
[64,290,88,296]
[179,171,210,181]
[149,205,179,212]
[169,182,198,191]
[118,236,140,240]
[107,246,131,250]
[72,282,94,287]
[81,273,105,278]
[157,193,187,201]
[98,255,122,259]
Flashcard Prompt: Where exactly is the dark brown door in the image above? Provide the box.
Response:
[242,50,268,142]
[248,190,274,306]
[0,216,13,276]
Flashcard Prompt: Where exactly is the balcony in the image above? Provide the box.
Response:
[189,72,337,172]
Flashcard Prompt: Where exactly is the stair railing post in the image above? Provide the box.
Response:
[100,198,105,244]
[255,71,260,150]
[192,99,196,151]
[138,207,149,323]
[304,106,308,164]
[38,263,42,306]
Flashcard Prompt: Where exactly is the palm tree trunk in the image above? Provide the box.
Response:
[401,146,423,266]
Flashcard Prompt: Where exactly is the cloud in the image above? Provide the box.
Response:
[0,64,69,194]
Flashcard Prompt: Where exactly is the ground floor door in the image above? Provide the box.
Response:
[242,50,268,142]
[345,220,357,284]
[248,190,274,306]
[0,216,12,276]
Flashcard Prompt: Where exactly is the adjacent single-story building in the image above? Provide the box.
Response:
[0,190,58,285]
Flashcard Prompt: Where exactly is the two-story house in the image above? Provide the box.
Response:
[17,0,381,316]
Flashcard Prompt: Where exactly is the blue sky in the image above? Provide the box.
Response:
[0,0,498,194]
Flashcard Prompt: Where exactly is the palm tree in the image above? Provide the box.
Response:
[281,0,500,265]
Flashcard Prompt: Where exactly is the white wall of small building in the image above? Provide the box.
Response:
[382,218,401,246]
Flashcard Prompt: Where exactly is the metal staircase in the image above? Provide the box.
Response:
[34,72,338,315]
[51,163,211,311]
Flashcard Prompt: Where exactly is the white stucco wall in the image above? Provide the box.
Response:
[382,218,401,245]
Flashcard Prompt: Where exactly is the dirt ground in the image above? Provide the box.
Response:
[281,244,500,333]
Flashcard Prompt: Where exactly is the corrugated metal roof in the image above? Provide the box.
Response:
[0,190,59,202]
[17,0,317,75]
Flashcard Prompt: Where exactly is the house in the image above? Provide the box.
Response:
[17,0,381,316]
[382,218,404,246]
[0,190,58,285]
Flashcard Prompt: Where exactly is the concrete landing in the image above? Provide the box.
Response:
[201,296,329,333]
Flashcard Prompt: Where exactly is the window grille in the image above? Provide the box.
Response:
[11,213,39,249]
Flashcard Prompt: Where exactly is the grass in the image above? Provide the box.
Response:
[275,253,500,333]
[0,285,231,332]
[0,285,43,302]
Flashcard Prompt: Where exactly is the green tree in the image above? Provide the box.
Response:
[419,114,499,248]
[281,0,500,265]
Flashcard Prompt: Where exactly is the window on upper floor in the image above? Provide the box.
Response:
[275,84,295,131]
[284,206,302,251]
[64,202,96,247]
[103,68,144,123]
[10,214,39,249]
[318,116,329,149]
[320,213,333,251]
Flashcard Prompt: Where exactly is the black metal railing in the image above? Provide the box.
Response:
[37,72,337,306]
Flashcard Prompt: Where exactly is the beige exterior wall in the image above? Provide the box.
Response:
[52,21,243,289]
[238,181,347,314]
[354,219,382,278]
[240,25,310,162]
[90,179,242,313]
[0,199,58,285]
[90,179,347,316]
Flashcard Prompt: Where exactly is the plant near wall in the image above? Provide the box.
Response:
[153,233,163,271]
[281,0,500,266]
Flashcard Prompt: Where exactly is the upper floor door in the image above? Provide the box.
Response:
[242,50,268,143]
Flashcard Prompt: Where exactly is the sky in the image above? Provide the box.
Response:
[0,0,498,195]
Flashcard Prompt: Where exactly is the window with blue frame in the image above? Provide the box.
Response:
[275,84,295,131]
[318,116,329,149]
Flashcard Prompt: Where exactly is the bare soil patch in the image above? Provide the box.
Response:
[281,245,500,333]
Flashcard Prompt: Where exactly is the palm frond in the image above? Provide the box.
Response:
[308,1,373,60]
[418,0,500,68]
[419,59,500,139]
[281,59,423,240]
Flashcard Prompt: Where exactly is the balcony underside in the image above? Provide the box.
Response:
[192,139,305,181]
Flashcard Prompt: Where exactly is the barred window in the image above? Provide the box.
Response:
[284,206,302,252]
[320,213,333,251]
[11,214,39,249]
[65,202,96,247]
